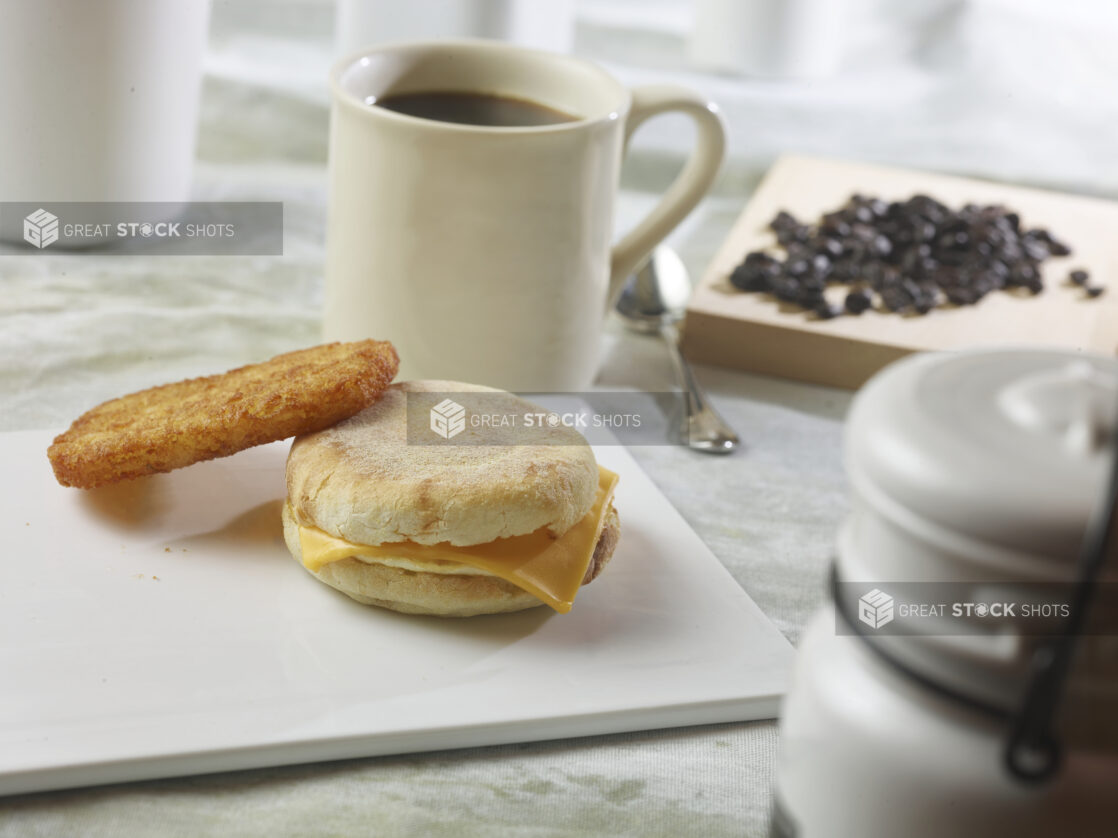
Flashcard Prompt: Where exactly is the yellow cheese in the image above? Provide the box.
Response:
[298,466,619,613]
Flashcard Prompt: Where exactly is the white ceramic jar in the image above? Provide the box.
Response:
[774,348,1118,837]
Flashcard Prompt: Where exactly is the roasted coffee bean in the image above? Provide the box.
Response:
[777,227,807,246]
[862,262,892,291]
[1010,263,1038,286]
[730,264,769,293]
[843,241,866,263]
[880,287,909,312]
[1023,239,1049,262]
[821,215,852,238]
[985,269,1007,290]
[913,296,936,315]
[851,223,877,243]
[913,220,936,242]
[786,242,813,262]
[919,257,940,278]
[1048,237,1072,257]
[786,259,811,278]
[772,210,796,227]
[729,252,781,292]
[876,265,901,292]
[800,289,827,309]
[800,275,826,294]
[900,248,922,274]
[1001,241,1024,263]
[844,288,874,315]
[870,235,893,258]
[945,286,975,306]
[813,300,842,320]
[830,259,858,282]
[773,279,803,303]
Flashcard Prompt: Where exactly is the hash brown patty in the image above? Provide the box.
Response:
[48,340,399,489]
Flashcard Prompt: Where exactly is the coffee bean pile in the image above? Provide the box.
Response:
[729,194,1102,319]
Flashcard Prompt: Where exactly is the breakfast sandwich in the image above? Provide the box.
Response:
[282,380,620,616]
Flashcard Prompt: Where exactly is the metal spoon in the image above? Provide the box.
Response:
[615,247,740,454]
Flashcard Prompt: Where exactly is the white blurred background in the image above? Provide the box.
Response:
[207,0,1118,197]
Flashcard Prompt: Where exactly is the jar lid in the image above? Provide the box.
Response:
[846,348,1117,568]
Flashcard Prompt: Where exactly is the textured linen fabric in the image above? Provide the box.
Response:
[1,0,1108,834]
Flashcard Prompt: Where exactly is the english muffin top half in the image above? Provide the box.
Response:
[285,381,600,547]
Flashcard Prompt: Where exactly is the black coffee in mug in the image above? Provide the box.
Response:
[370,91,577,127]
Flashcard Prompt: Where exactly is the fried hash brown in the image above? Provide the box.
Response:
[48,340,399,489]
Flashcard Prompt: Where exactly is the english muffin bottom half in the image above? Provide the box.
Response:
[283,381,620,617]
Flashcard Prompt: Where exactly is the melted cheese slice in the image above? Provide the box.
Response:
[298,466,619,613]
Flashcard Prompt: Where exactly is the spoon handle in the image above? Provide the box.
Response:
[660,322,740,454]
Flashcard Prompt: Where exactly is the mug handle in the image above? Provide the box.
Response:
[608,84,727,306]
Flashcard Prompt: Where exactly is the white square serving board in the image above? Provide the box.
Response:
[0,430,793,796]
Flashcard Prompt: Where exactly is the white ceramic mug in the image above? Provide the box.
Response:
[324,40,725,390]
[0,0,210,212]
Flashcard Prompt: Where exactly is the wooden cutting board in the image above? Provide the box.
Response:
[681,155,1118,389]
